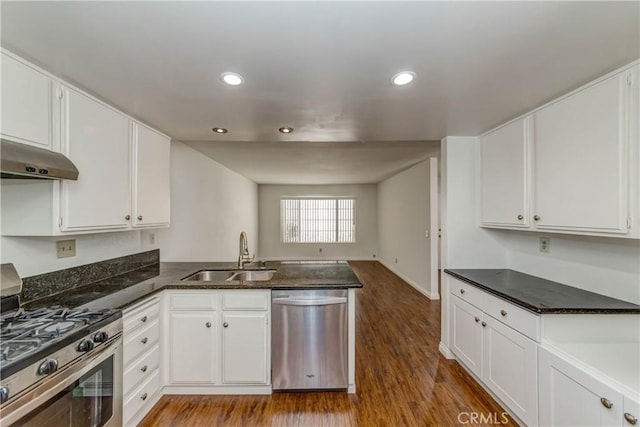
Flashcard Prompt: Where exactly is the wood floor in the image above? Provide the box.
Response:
[140,261,515,426]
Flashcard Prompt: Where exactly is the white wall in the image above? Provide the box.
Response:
[258,184,377,260]
[0,231,155,278]
[377,159,439,299]
[501,231,640,304]
[154,141,258,262]
[439,136,509,358]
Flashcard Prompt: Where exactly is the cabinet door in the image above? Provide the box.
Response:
[482,316,538,426]
[450,296,483,378]
[133,124,171,228]
[0,53,51,147]
[533,71,631,234]
[60,87,131,231]
[221,311,269,384]
[480,117,529,227]
[539,346,622,427]
[169,311,217,384]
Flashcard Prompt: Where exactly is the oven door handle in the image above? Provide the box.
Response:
[1,336,122,427]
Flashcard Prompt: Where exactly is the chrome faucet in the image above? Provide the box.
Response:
[238,231,254,269]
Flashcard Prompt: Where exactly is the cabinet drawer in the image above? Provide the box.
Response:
[171,292,217,310]
[124,344,160,397]
[124,319,160,366]
[448,276,483,308]
[482,292,540,341]
[124,297,160,333]
[222,291,270,310]
[124,369,160,426]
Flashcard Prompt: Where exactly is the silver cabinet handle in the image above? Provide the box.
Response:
[474,317,480,323]
[460,289,465,294]
[206,322,212,328]
[600,397,613,409]
[481,321,487,327]
[517,214,524,220]
[141,315,148,323]
[500,310,507,317]
[125,215,131,220]
[138,215,143,221]
[141,393,148,401]
[625,413,638,425]
[141,365,148,373]
[223,322,229,328]
[534,215,541,221]
[141,337,148,344]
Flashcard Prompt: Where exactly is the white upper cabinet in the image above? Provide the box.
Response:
[480,117,530,227]
[480,62,639,238]
[533,70,631,234]
[60,86,131,231]
[133,123,171,228]
[1,52,52,148]
[0,51,171,235]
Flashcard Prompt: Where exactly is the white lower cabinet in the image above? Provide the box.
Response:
[122,297,162,426]
[222,311,269,384]
[482,316,538,426]
[169,311,217,384]
[449,278,539,426]
[166,290,271,391]
[451,296,483,377]
[539,346,623,427]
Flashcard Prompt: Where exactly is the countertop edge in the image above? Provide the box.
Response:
[443,269,640,315]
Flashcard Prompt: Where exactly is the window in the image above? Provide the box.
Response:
[280,198,356,243]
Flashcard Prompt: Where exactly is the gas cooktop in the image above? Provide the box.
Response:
[0,302,121,379]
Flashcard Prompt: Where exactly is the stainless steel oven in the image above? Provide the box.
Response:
[1,333,122,427]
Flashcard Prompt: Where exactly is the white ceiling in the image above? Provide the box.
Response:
[1,2,638,184]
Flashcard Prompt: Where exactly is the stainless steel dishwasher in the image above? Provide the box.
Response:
[272,289,348,391]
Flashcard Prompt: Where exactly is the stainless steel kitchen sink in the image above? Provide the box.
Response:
[182,270,236,281]
[228,270,276,281]
[182,269,276,282]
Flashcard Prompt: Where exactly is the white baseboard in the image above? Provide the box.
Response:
[439,342,455,359]
[162,385,272,395]
[378,259,440,300]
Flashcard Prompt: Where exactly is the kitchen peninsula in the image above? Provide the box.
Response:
[17,250,362,426]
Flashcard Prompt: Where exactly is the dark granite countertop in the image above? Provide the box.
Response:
[25,261,362,311]
[445,269,640,314]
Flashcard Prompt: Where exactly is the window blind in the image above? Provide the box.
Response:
[280,198,356,243]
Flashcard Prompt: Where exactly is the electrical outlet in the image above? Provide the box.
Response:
[149,233,156,244]
[56,239,76,258]
[539,237,550,253]
[425,230,429,238]
[319,247,323,253]
[395,258,398,264]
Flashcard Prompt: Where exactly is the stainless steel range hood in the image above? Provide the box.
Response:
[0,139,79,180]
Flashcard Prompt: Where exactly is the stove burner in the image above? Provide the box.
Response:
[43,321,75,335]
[0,340,41,362]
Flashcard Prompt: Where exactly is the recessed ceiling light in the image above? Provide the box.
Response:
[279,127,294,134]
[221,72,244,86]
[212,127,228,134]
[391,71,416,86]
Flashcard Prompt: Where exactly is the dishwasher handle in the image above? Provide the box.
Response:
[272,296,347,306]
